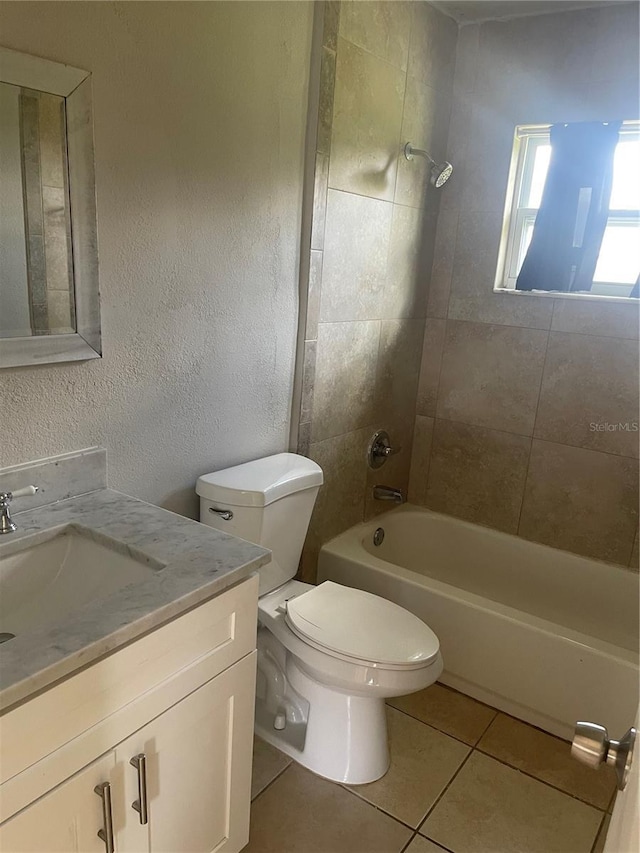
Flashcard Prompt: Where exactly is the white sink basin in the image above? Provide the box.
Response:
[0,527,161,641]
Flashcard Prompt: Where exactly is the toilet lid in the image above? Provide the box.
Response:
[285,581,439,668]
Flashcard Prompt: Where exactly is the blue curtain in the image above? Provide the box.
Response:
[516,121,622,293]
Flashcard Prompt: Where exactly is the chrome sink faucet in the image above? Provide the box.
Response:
[0,485,39,534]
[373,485,405,504]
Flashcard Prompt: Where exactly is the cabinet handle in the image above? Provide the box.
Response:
[130,753,149,825]
[94,782,115,853]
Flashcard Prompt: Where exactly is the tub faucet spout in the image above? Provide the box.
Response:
[373,485,405,504]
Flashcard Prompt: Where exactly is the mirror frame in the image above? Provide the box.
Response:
[0,46,101,369]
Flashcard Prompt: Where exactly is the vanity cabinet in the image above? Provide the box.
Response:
[0,576,258,853]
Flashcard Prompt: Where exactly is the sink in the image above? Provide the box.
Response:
[0,526,162,639]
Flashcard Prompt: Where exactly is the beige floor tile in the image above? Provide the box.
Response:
[420,752,602,853]
[405,835,450,853]
[346,707,470,828]
[388,683,497,745]
[251,736,291,800]
[593,814,611,853]
[477,714,616,809]
[245,763,412,853]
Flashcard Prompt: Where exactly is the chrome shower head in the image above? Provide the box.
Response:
[404,142,453,188]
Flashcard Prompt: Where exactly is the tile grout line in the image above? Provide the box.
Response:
[250,760,293,804]
[416,748,476,836]
[387,702,613,812]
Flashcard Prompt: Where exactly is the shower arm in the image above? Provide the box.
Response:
[403,142,437,165]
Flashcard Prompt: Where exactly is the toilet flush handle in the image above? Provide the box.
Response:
[209,507,233,521]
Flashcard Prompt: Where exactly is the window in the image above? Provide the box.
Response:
[498,121,640,298]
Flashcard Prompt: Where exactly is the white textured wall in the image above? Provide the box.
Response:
[0,1,313,516]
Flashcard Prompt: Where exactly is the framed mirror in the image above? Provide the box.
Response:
[0,46,100,368]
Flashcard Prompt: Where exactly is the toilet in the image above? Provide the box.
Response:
[197,453,442,784]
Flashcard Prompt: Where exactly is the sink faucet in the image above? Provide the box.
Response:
[373,485,405,504]
[0,485,39,534]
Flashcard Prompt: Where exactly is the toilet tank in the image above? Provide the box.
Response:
[196,453,323,595]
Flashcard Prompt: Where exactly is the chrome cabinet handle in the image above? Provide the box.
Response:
[209,507,233,521]
[130,753,149,825]
[94,782,115,853]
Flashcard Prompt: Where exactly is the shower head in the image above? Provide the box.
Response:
[404,142,453,188]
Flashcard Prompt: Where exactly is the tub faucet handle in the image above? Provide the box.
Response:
[368,430,401,469]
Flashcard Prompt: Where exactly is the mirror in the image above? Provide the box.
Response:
[0,47,100,368]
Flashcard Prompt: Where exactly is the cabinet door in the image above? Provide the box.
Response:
[0,752,116,853]
[116,651,256,853]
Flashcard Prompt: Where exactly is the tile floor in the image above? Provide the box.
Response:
[246,682,617,853]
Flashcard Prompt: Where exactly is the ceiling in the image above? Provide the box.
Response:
[430,0,634,23]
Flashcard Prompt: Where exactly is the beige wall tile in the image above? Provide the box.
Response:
[447,209,554,330]
[329,38,405,201]
[426,419,531,533]
[43,186,72,293]
[478,714,616,809]
[437,320,548,436]
[310,153,329,251]
[308,427,369,546]
[416,318,446,417]
[46,290,74,333]
[426,209,458,319]
[318,46,337,156]
[407,2,457,96]
[312,320,380,441]
[395,75,450,210]
[375,318,424,417]
[383,204,435,320]
[246,764,412,853]
[251,737,291,800]
[339,1,411,71]
[300,340,316,424]
[320,190,392,322]
[346,707,469,828]
[535,332,639,458]
[519,440,639,565]
[38,93,65,188]
[305,250,323,341]
[322,0,340,51]
[389,683,496,746]
[551,299,640,341]
[408,415,434,505]
[421,752,602,853]
[452,23,479,97]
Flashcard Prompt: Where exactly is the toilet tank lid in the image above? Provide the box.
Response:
[196,453,323,507]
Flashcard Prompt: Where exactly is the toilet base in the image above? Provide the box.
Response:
[255,656,390,785]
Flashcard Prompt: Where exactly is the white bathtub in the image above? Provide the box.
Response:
[318,505,639,740]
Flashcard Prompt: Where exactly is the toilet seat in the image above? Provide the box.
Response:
[285,581,439,670]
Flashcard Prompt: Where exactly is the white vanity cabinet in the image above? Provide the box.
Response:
[0,576,258,853]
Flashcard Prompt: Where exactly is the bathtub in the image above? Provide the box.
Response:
[318,505,639,740]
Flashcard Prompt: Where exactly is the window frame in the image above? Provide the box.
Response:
[496,121,640,298]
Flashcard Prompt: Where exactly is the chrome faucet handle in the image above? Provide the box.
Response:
[368,430,402,469]
[0,485,39,534]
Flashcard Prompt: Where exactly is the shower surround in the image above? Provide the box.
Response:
[296,1,639,578]
[295,1,458,581]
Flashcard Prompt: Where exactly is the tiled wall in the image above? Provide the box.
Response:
[297,1,457,581]
[20,89,75,335]
[408,3,640,569]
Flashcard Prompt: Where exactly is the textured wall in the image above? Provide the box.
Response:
[0,1,313,517]
[296,1,458,580]
[408,3,640,568]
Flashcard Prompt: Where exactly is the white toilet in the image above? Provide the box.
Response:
[197,452,442,784]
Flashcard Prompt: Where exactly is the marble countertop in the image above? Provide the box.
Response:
[0,488,270,711]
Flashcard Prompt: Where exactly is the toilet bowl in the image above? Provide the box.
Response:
[196,453,443,784]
